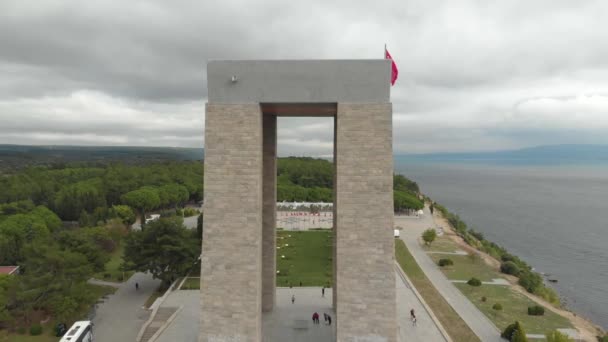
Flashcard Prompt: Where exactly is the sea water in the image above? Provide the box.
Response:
[394,160,608,329]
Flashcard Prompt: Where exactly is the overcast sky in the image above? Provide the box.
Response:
[1,1,607,155]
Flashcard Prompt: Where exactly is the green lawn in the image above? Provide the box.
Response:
[92,243,134,283]
[181,277,200,290]
[395,239,481,342]
[276,230,332,287]
[0,330,58,342]
[454,283,572,334]
[423,235,461,253]
[430,253,504,282]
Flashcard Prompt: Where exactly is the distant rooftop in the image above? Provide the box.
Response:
[0,266,19,275]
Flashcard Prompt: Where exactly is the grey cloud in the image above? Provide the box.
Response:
[1,0,608,152]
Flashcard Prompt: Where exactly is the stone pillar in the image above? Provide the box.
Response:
[262,114,277,312]
[332,115,338,311]
[200,104,263,342]
[335,103,396,342]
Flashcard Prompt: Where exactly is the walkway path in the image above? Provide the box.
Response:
[395,269,449,341]
[396,207,504,342]
[92,272,161,342]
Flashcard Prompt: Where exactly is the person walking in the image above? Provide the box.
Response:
[410,308,415,320]
[322,287,325,297]
[323,313,328,323]
[135,282,139,291]
[327,314,332,325]
[291,294,295,304]
[312,312,319,324]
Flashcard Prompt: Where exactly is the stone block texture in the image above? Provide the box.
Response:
[335,103,397,342]
[262,115,277,312]
[200,104,263,342]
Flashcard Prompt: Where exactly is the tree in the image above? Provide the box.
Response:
[111,205,136,226]
[0,274,14,323]
[123,217,200,287]
[0,213,50,264]
[15,240,93,323]
[53,180,106,220]
[502,321,527,342]
[422,228,437,246]
[511,323,528,342]
[121,187,161,225]
[545,330,573,342]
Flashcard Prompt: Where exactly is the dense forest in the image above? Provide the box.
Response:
[0,157,422,332]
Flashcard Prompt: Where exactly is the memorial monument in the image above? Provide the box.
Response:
[201,60,396,341]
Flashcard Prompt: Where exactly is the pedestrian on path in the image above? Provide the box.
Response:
[327,314,332,325]
[135,282,139,291]
[323,313,328,323]
[291,295,295,304]
[410,308,415,320]
[322,287,325,297]
[312,312,319,324]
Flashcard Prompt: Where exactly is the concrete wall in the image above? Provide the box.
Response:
[335,103,396,342]
[207,60,391,104]
[200,103,263,342]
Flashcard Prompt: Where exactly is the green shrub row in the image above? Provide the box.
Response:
[438,258,454,267]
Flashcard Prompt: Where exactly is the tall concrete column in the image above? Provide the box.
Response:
[200,104,263,342]
[262,114,277,312]
[332,115,338,311]
[335,103,396,342]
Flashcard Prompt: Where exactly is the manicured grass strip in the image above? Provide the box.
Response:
[454,283,571,334]
[423,235,461,253]
[429,253,504,282]
[276,230,332,287]
[181,277,200,290]
[144,286,164,309]
[395,239,480,342]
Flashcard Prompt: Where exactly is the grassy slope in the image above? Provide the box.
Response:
[395,239,481,342]
[426,231,572,334]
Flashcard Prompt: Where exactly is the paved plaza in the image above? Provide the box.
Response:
[151,269,448,341]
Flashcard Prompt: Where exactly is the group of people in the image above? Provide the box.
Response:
[312,312,331,325]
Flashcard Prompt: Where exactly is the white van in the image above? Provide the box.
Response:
[394,229,400,238]
[60,321,93,342]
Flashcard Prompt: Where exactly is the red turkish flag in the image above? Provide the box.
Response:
[385,48,398,86]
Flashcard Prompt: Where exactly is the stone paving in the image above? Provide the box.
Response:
[153,272,448,342]
[92,272,160,342]
[155,290,199,342]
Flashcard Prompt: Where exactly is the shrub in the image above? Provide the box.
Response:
[500,261,521,276]
[467,277,482,287]
[469,229,484,241]
[545,330,573,342]
[183,208,199,217]
[103,273,111,279]
[502,322,518,339]
[29,324,43,336]
[502,321,527,341]
[422,228,437,246]
[599,335,608,342]
[438,258,454,267]
[518,271,543,293]
[481,296,487,302]
[493,303,503,311]
[528,305,545,316]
